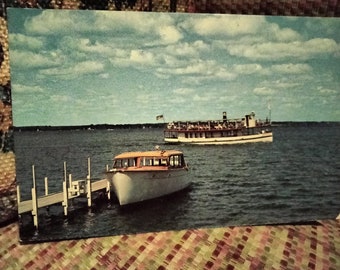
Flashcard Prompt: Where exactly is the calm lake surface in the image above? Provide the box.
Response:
[14,124,340,243]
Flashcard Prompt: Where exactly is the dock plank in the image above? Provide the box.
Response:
[39,193,64,208]
[91,179,108,192]
[18,200,34,214]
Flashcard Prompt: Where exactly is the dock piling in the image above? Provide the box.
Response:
[31,165,39,230]
[63,161,67,182]
[106,180,111,200]
[44,177,48,196]
[106,164,111,200]
[87,157,92,207]
[17,157,110,228]
[62,162,69,216]
[17,185,21,205]
[62,177,68,216]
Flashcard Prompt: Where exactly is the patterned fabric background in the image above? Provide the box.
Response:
[0,1,339,269]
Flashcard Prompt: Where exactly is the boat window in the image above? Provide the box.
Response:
[129,158,136,167]
[141,158,151,166]
[153,158,160,166]
[113,158,136,168]
[166,131,178,138]
[113,159,121,168]
[169,154,184,167]
[141,157,168,166]
[161,159,167,165]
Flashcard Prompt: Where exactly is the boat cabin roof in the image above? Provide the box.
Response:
[114,150,183,159]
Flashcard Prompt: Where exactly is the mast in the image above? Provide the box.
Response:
[267,101,272,124]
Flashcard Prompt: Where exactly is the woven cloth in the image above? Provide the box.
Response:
[0,0,340,268]
[1,219,340,269]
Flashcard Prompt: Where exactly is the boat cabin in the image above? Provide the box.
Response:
[112,150,186,169]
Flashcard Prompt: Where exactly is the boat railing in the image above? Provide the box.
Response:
[166,119,271,132]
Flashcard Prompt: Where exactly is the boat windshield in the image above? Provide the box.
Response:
[113,158,137,168]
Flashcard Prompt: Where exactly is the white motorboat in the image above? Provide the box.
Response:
[106,148,190,205]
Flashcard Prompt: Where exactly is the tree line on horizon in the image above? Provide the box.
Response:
[13,121,340,132]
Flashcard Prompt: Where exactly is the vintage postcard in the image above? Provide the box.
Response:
[7,8,340,243]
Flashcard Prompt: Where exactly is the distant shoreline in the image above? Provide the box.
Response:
[13,123,165,132]
[13,121,340,132]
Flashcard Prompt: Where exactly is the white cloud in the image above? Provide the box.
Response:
[158,61,204,76]
[160,54,184,67]
[193,94,214,102]
[271,63,312,74]
[94,11,182,45]
[253,87,275,96]
[9,33,44,50]
[24,10,85,35]
[129,50,156,65]
[266,23,301,42]
[317,87,338,95]
[77,38,114,55]
[50,94,70,102]
[73,60,104,74]
[305,38,339,54]
[185,14,302,45]
[233,64,263,75]
[12,83,44,93]
[156,59,236,82]
[99,73,110,79]
[215,68,237,80]
[9,50,60,68]
[40,60,104,78]
[186,15,266,37]
[173,88,194,95]
[262,79,301,89]
[165,42,202,58]
[158,25,182,44]
[276,27,301,42]
[227,38,339,60]
[181,61,208,74]
[94,11,173,33]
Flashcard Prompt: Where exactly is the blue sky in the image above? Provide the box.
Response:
[7,8,340,126]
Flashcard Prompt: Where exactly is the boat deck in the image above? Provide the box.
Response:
[1,219,339,269]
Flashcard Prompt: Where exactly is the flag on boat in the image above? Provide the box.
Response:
[156,115,164,120]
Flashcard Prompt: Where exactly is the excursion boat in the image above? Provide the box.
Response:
[106,148,190,205]
[164,111,273,145]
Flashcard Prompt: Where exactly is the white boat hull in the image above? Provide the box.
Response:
[164,131,273,145]
[108,169,190,205]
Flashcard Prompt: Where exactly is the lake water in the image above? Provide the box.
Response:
[14,124,340,243]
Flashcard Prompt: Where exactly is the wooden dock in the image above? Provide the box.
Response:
[17,158,111,229]
[17,179,109,214]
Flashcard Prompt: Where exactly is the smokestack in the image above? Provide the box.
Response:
[223,112,227,122]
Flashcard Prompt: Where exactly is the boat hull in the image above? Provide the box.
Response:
[164,131,273,145]
[108,169,190,205]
